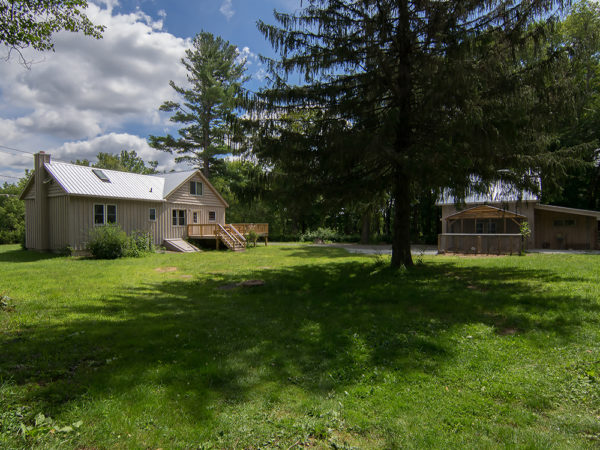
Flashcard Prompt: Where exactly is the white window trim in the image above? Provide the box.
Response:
[94,203,118,226]
[106,204,117,224]
[149,208,157,222]
[172,209,186,227]
[190,180,203,196]
[208,211,216,222]
[94,204,105,226]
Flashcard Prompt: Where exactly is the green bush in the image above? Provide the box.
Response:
[245,229,259,247]
[299,227,340,243]
[87,225,128,259]
[124,231,154,257]
[88,227,155,259]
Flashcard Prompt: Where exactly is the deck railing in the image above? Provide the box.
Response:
[438,233,523,255]
[187,224,219,237]
[230,223,269,236]
[187,223,269,238]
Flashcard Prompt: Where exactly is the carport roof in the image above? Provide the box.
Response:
[535,204,600,219]
[446,205,526,220]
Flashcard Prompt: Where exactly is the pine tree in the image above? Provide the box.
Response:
[256,0,571,267]
[149,32,248,178]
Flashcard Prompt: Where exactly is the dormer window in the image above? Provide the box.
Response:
[190,181,202,196]
[92,169,110,182]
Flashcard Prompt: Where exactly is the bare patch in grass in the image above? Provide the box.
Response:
[155,267,177,273]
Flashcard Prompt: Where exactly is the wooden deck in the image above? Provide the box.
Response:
[187,223,269,250]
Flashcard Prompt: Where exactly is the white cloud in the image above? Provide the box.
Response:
[236,46,257,65]
[220,0,235,20]
[50,132,183,172]
[0,2,190,145]
[254,67,267,81]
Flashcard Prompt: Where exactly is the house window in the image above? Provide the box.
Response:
[208,211,216,222]
[94,204,105,225]
[94,204,117,225]
[149,208,156,221]
[193,212,198,223]
[106,205,117,224]
[190,181,203,196]
[172,209,186,226]
[554,219,575,227]
[92,169,110,183]
[476,222,484,233]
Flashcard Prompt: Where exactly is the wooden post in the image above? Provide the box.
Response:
[461,219,464,233]
[477,235,482,254]
[216,238,220,250]
[264,236,268,247]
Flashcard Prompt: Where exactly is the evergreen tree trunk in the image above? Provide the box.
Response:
[360,206,371,244]
[391,169,413,267]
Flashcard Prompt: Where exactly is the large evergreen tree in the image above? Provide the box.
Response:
[149,32,248,178]
[257,0,571,267]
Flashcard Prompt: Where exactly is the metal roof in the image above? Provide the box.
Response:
[535,204,600,218]
[446,205,527,220]
[43,162,203,201]
[157,170,197,198]
[437,181,539,205]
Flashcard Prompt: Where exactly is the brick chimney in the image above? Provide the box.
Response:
[33,152,51,250]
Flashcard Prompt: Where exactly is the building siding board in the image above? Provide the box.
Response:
[24,199,36,249]
[166,174,227,207]
[67,197,165,249]
[48,196,69,249]
[534,209,595,249]
[48,180,67,197]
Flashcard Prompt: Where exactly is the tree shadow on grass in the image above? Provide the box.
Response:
[276,245,359,258]
[0,248,61,263]
[0,257,598,446]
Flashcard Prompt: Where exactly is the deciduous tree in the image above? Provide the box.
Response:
[0,0,104,65]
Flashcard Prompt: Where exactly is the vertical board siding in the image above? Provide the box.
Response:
[24,199,36,249]
[68,197,165,249]
[534,210,595,249]
[48,196,69,249]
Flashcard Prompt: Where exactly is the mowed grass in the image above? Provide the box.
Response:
[0,244,599,449]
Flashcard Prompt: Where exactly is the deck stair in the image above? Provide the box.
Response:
[163,238,201,253]
[216,224,246,251]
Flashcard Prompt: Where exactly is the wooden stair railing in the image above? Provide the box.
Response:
[216,224,246,251]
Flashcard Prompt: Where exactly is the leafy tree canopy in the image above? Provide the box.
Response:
[0,0,104,65]
[74,150,158,174]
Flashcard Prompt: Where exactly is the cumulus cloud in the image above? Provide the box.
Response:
[236,46,257,65]
[0,2,189,143]
[220,0,235,20]
[51,132,181,172]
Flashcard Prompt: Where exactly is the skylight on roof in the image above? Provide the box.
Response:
[92,169,110,183]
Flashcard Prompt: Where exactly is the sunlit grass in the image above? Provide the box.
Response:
[1,244,599,448]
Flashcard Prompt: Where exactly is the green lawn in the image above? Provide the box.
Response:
[0,244,599,448]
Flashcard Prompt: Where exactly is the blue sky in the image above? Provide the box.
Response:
[0,0,298,182]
